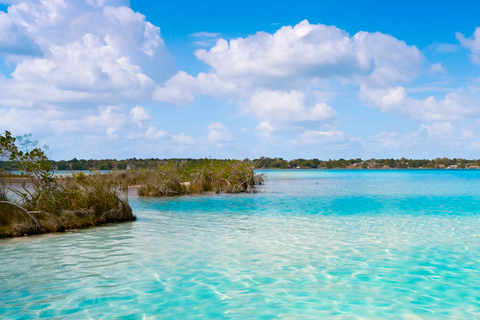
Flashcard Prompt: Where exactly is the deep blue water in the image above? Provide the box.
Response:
[2,169,480,318]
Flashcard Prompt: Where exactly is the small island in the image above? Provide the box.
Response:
[0,131,263,238]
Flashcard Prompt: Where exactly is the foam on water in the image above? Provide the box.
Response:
[1,170,480,318]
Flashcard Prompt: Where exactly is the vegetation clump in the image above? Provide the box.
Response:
[100,159,264,197]
[0,131,135,238]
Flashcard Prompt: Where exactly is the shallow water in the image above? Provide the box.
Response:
[2,169,480,319]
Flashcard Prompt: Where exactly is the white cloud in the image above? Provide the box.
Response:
[359,85,480,121]
[362,122,479,156]
[195,20,371,86]
[428,42,459,54]
[207,122,227,131]
[353,31,424,86]
[207,122,232,143]
[191,31,220,47]
[0,0,173,106]
[172,132,194,145]
[194,20,422,88]
[130,106,151,127]
[153,71,239,105]
[0,10,41,55]
[457,27,480,65]
[156,20,423,110]
[257,121,275,133]
[12,33,154,96]
[0,0,177,155]
[429,63,445,73]
[85,105,127,130]
[145,125,167,140]
[0,104,129,137]
[291,129,346,146]
[247,90,337,123]
[154,19,423,141]
[421,121,453,136]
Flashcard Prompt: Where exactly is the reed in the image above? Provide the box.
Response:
[0,172,135,238]
[110,159,264,197]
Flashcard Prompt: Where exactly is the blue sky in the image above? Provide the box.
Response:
[1,0,480,160]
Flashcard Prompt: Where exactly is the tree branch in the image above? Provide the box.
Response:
[0,201,41,230]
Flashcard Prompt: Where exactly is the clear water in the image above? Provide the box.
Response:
[2,169,480,319]
[9,170,112,176]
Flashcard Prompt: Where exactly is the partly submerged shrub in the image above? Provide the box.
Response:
[131,159,263,197]
[0,131,135,238]
[1,173,135,237]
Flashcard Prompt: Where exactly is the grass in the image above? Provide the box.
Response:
[0,173,135,238]
[0,159,262,238]
[98,159,264,197]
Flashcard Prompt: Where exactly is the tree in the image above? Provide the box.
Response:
[0,131,18,200]
[0,131,55,189]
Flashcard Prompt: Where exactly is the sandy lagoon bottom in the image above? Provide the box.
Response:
[1,169,480,319]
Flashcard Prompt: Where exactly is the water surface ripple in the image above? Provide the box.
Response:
[2,170,480,318]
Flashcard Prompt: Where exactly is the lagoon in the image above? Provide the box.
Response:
[1,169,480,318]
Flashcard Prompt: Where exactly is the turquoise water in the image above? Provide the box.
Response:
[2,169,480,318]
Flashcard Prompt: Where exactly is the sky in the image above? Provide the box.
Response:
[1,0,480,160]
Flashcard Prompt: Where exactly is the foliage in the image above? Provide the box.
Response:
[0,131,135,238]
[98,159,264,197]
[3,156,480,172]
[0,131,55,189]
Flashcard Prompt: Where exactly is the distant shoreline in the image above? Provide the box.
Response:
[256,167,480,170]
[1,158,478,172]
[3,167,480,184]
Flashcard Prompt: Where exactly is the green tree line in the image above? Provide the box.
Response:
[2,156,479,171]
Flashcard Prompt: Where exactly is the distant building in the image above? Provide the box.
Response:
[438,164,445,168]
[449,165,458,169]
[469,165,480,169]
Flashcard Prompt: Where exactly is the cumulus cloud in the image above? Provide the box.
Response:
[154,19,424,142]
[359,85,480,121]
[194,20,372,87]
[195,20,422,87]
[429,63,445,73]
[457,27,480,65]
[172,132,194,145]
[0,0,173,108]
[0,10,41,56]
[145,125,167,140]
[0,0,179,157]
[0,104,129,137]
[242,89,338,138]
[247,90,336,122]
[155,20,423,106]
[352,31,424,86]
[12,33,154,96]
[130,106,151,127]
[207,122,232,144]
[289,129,346,146]
[153,71,239,104]
[362,122,479,156]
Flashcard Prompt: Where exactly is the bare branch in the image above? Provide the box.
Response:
[0,201,41,230]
